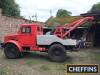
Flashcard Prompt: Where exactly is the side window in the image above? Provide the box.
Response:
[21,27,31,33]
[37,26,40,31]
[37,26,43,31]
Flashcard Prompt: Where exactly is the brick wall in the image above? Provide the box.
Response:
[0,9,44,42]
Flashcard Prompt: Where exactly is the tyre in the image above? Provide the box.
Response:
[4,44,21,59]
[48,44,66,62]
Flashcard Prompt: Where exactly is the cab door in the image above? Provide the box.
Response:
[19,26,34,46]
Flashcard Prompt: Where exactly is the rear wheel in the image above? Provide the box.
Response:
[4,44,21,59]
[48,44,66,62]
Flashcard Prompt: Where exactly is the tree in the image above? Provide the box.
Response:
[46,9,73,27]
[56,9,72,18]
[89,2,100,13]
[0,0,20,17]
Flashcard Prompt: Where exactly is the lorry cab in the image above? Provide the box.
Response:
[4,23,43,50]
[17,24,43,47]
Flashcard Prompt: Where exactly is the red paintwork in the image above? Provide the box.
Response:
[5,40,22,51]
[4,23,45,52]
[54,17,94,38]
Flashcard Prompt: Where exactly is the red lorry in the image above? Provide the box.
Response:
[2,17,93,62]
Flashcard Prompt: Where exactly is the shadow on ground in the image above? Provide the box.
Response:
[22,52,73,63]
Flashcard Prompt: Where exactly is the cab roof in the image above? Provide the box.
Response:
[19,23,41,27]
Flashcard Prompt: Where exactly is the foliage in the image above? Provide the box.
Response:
[0,0,20,17]
[46,8,91,27]
[45,9,72,27]
[45,16,83,27]
[89,2,100,13]
[56,9,72,18]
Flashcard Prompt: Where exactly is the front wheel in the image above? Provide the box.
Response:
[4,44,21,59]
[48,44,66,62]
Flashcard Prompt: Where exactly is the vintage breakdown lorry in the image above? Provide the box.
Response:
[1,17,93,62]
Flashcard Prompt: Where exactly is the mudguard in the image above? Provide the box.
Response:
[4,40,22,52]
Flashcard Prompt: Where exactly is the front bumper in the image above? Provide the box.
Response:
[0,43,5,48]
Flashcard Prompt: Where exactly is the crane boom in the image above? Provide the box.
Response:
[54,17,94,39]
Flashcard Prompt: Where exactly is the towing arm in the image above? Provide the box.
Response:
[54,17,94,39]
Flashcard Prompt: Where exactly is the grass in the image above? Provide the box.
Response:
[93,53,100,61]
[24,60,36,66]
[0,49,100,75]
[24,58,48,66]
[40,65,50,71]
[0,68,7,75]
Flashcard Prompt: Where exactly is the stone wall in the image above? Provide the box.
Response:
[0,9,44,41]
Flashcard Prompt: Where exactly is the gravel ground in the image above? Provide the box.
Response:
[0,48,100,75]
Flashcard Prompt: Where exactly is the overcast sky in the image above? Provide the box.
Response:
[15,0,100,22]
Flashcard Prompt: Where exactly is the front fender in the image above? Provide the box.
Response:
[5,40,22,52]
